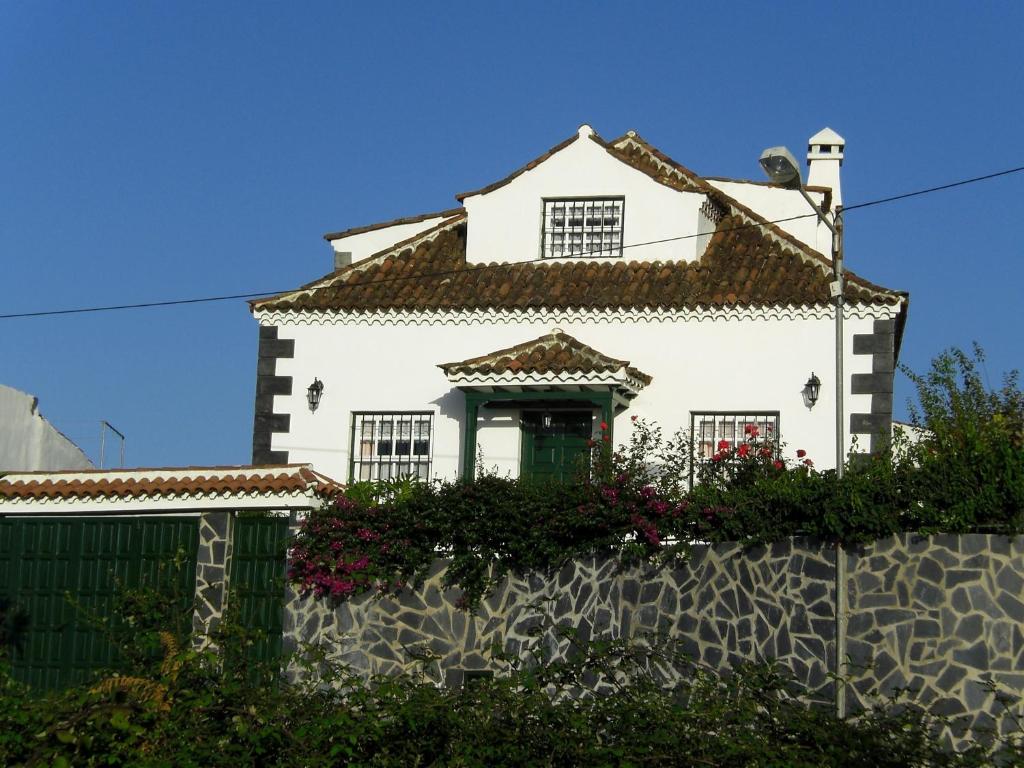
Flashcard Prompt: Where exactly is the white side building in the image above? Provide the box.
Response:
[250,125,907,483]
[0,385,93,472]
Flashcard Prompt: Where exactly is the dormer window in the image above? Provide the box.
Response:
[543,197,624,258]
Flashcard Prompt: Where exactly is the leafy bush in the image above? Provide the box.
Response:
[902,343,1024,532]
[3,614,1021,767]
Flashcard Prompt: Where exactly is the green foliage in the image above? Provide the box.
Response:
[0,598,30,656]
[902,343,1024,532]
[2,611,1021,767]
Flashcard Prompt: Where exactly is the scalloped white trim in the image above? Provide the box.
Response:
[0,487,320,513]
[445,369,648,393]
[254,303,899,328]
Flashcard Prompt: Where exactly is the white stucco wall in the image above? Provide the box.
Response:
[265,311,884,482]
[462,130,708,265]
[0,385,93,471]
[328,217,452,265]
[705,180,833,255]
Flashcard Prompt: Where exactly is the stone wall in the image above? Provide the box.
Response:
[844,533,1024,743]
[284,537,837,699]
[281,532,1024,743]
[192,511,234,648]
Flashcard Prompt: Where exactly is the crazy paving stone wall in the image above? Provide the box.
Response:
[192,511,234,648]
[283,536,837,700]
[844,534,1024,744]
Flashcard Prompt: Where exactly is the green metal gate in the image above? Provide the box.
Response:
[229,515,290,667]
[0,516,198,690]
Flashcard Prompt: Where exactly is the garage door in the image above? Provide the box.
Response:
[0,516,198,690]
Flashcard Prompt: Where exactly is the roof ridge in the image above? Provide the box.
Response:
[608,135,901,302]
[323,207,464,242]
[0,463,315,478]
[454,125,608,201]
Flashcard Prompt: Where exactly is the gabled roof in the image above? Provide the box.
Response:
[439,331,652,386]
[252,128,906,317]
[252,213,899,315]
[0,464,342,504]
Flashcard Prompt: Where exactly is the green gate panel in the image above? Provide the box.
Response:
[0,517,198,690]
[229,515,290,668]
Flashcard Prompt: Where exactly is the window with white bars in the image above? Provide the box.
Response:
[543,198,624,258]
[690,412,780,460]
[350,412,433,482]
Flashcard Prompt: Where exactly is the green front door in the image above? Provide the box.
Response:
[520,411,593,482]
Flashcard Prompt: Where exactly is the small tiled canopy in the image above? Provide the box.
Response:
[439,330,652,396]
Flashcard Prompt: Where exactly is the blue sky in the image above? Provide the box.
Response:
[2,2,1021,468]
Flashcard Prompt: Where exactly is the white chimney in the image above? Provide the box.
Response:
[806,127,845,208]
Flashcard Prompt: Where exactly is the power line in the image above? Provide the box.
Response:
[842,165,1024,212]
[3,164,1023,321]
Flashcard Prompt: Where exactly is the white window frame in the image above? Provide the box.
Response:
[542,197,624,258]
[350,412,434,482]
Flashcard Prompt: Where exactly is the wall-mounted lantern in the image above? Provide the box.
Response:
[803,373,821,408]
[307,377,324,413]
[542,412,553,429]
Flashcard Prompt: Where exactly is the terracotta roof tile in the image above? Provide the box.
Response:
[439,331,652,385]
[0,464,343,502]
[253,211,900,315]
[252,130,905,316]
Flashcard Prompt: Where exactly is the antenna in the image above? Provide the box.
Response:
[99,420,125,468]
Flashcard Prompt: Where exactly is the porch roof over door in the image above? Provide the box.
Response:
[437,329,652,400]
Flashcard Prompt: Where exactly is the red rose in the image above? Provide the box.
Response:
[744,424,759,437]
[760,447,772,457]
[586,439,595,447]
[803,458,814,467]
[602,435,610,442]
[630,415,638,422]
[737,444,750,458]
[717,439,730,451]
[773,460,784,470]
[600,421,608,431]
[796,449,806,458]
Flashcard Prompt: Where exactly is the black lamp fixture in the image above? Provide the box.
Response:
[803,373,821,408]
[307,377,324,413]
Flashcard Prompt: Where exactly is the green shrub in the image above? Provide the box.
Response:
[2,618,1021,767]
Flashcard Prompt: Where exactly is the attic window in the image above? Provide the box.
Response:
[543,197,624,258]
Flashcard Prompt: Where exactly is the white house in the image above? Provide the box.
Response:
[249,125,907,483]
